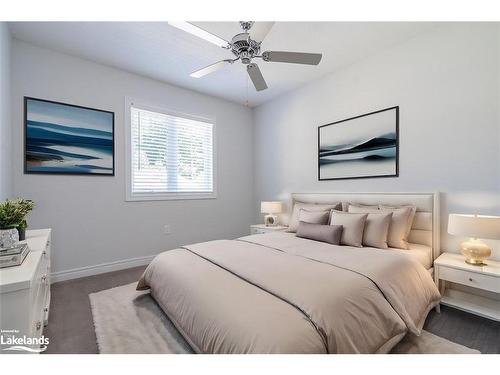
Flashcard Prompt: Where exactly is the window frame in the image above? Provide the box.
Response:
[125,98,217,202]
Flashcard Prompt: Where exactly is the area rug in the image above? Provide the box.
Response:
[89,283,480,354]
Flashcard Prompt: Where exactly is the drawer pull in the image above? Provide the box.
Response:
[41,275,47,282]
[42,251,46,255]
[44,307,49,313]
[35,321,41,330]
[469,277,473,282]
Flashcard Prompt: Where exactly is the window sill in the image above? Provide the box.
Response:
[125,192,217,202]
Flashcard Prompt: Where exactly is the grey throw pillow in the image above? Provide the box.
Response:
[296,222,343,245]
[288,202,341,232]
[297,209,330,225]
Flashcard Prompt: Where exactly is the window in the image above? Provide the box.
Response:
[126,101,215,201]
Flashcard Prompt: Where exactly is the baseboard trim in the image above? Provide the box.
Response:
[50,254,156,283]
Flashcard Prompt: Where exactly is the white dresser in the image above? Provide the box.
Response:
[0,229,51,353]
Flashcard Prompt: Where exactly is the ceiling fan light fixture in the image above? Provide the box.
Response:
[171,21,323,92]
[168,22,230,49]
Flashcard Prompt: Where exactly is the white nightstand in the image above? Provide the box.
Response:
[250,224,288,235]
[434,252,500,321]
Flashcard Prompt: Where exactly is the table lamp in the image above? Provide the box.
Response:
[448,214,500,265]
[261,201,282,226]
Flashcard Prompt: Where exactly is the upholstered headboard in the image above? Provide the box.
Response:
[287,192,440,261]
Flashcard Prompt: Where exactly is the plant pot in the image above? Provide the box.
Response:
[0,228,20,249]
[17,227,26,241]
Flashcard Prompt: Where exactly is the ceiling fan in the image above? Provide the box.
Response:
[168,21,323,91]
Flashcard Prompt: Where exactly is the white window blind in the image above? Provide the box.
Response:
[129,106,214,199]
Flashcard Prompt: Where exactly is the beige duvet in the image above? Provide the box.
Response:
[137,232,440,354]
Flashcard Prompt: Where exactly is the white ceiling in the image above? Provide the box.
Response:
[9,22,441,107]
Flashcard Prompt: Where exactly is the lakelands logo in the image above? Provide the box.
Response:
[1,329,49,353]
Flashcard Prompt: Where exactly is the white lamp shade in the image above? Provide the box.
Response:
[448,214,500,240]
[261,201,282,214]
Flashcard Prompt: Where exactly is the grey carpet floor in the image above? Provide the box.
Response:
[43,266,146,354]
[43,265,500,354]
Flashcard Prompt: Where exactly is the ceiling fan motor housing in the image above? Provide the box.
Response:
[231,33,261,64]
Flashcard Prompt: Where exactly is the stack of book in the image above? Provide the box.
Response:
[0,243,30,268]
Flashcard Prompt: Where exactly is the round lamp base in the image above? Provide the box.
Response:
[460,238,491,266]
[464,258,487,266]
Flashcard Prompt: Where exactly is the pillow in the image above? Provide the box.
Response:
[347,204,380,214]
[329,210,368,247]
[344,202,379,212]
[296,222,343,245]
[288,202,341,232]
[297,209,330,225]
[361,212,393,249]
[379,204,417,236]
[379,205,417,249]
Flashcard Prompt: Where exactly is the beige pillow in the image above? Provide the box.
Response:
[329,210,368,247]
[379,205,417,249]
[344,202,379,212]
[288,202,341,232]
[361,212,393,249]
[347,204,380,214]
[297,209,330,225]
[348,205,393,248]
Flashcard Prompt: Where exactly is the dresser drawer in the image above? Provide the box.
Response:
[439,266,500,294]
[30,253,49,333]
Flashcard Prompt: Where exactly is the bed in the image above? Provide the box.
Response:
[137,192,441,354]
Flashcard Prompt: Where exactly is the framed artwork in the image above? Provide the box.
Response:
[24,97,114,176]
[318,106,399,181]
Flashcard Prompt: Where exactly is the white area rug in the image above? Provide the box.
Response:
[89,283,480,354]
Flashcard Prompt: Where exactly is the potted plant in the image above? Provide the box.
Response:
[0,198,35,247]
[15,199,35,241]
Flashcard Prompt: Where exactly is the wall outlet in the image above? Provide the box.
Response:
[163,224,171,235]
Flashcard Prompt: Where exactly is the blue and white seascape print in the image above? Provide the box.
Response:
[25,98,114,175]
[318,107,398,180]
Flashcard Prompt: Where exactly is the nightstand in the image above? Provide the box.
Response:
[434,252,500,321]
[250,224,288,235]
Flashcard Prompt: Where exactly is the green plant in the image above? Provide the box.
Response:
[15,199,35,230]
[0,198,35,230]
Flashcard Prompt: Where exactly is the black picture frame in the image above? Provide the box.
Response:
[24,96,115,176]
[318,106,399,181]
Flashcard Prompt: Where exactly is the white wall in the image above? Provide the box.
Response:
[0,23,12,200]
[253,23,500,259]
[11,40,254,276]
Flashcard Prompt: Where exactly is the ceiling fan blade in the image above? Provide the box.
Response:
[190,60,232,78]
[262,51,322,65]
[250,22,275,42]
[247,63,268,91]
[168,22,230,48]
